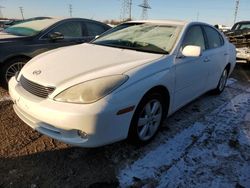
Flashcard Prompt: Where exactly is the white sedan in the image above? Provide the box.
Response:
[9,20,236,147]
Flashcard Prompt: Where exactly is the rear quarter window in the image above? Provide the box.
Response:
[85,22,108,36]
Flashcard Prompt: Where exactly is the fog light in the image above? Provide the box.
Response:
[77,130,88,139]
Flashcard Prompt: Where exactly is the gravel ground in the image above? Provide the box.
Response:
[0,64,249,188]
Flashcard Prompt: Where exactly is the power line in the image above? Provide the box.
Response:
[138,0,151,20]
[19,6,24,20]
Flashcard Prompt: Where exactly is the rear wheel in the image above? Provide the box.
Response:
[0,57,29,89]
[128,92,165,145]
[212,68,228,95]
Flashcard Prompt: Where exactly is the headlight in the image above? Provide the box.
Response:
[54,75,128,104]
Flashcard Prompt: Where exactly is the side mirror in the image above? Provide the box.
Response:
[48,32,64,41]
[95,35,100,39]
[182,45,201,57]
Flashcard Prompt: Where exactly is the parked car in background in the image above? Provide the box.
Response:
[224,21,250,63]
[9,20,236,147]
[0,17,111,88]
[231,21,250,31]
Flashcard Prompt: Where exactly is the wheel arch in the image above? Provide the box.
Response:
[2,55,31,65]
[139,85,170,117]
[0,55,31,89]
[127,85,171,144]
[225,63,231,72]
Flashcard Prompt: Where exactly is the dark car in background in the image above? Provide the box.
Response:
[225,21,250,63]
[231,21,250,31]
[0,17,111,88]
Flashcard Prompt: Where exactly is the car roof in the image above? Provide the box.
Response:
[10,18,61,30]
[8,17,108,31]
[234,21,250,24]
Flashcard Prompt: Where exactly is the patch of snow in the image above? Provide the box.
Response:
[213,144,236,157]
[226,78,237,86]
[118,122,206,187]
[118,90,250,187]
[239,129,250,146]
[245,113,250,121]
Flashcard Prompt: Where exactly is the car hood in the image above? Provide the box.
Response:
[21,43,164,87]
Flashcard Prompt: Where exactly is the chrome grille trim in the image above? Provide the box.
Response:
[20,76,55,98]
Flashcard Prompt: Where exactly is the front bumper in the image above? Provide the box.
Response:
[9,77,133,147]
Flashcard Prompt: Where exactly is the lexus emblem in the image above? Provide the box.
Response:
[33,70,42,75]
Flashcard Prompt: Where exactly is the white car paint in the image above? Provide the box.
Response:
[9,20,236,147]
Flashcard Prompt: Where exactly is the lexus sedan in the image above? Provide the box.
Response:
[0,17,111,88]
[9,20,236,147]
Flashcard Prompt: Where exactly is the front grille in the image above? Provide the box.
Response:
[20,76,55,98]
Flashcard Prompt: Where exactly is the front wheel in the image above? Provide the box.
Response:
[128,92,165,145]
[212,68,228,95]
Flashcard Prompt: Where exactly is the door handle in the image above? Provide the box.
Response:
[224,53,228,56]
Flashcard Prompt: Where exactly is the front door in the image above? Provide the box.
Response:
[173,25,209,110]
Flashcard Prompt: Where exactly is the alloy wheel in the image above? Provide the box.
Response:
[218,69,228,91]
[5,61,26,83]
[137,99,163,141]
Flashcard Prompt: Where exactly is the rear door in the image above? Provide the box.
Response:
[202,25,227,90]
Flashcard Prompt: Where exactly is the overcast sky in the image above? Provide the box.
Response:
[0,0,249,26]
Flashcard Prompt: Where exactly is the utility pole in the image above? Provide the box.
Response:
[19,6,24,20]
[138,0,151,20]
[128,0,132,20]
[0,6,5,18]
[234,0,240,24]
[121,0,132,21]
[69,4,72,17]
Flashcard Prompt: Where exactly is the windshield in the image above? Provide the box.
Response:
[4,19,59,36]
[93,24,182,54]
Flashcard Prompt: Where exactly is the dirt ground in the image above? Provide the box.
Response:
[0,64,249,188]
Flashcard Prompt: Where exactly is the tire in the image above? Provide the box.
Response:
[128,92,166,145]
[212,68,229,95]
[0,57,29,89]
